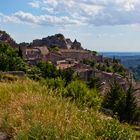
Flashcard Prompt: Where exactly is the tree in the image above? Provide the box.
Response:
[27,66,42,80]
[123,85,139,123]
[0,42,27,72]
[102,80,139,123]
[102,80,126,119]
[60,68,75,85]
[48,44,60,52]
[64,80,101,108]
[88,76,101,89]
[18,47,23,58]
[36,61,59,78]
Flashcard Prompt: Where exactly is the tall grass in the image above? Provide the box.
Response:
[0,79,136,139]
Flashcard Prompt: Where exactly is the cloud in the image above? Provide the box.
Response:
[1,0,140,26]
[0,11,83,26]
[28,0,40,8]
[26,0,140,26]
[0,13,19,23]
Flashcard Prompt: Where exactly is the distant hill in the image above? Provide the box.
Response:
[102,52,140,81]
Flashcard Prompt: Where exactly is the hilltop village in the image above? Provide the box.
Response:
[0,31,134,94]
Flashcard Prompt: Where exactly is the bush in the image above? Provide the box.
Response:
[96,119,134,140]
[0,42,27,72]
[64,80,101,108]
[36,61,59,78]
[48,44,60,52]
[60,68,75,85]
[27,66,42,80]
[40,77,65,90]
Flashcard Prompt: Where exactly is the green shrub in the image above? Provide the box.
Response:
[64,80,101,108]
[27,66,42,80]
[0,42,27,72]
[96,119,134,140]
[40,77,65,90]
[36,61,59,78]
[60,68,75,85]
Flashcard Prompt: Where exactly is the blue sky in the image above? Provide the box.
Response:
[0,0,140,52]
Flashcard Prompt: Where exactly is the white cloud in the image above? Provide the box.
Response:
[0,11,83,26]
[0,13,20,23]
[28,0,40,8]
[30,0,140,26]
[1,0,140,26]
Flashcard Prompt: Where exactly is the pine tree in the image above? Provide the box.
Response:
[123,84,139,123]
[18,47,23,58]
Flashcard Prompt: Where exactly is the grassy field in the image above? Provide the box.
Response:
[0,78,138,140]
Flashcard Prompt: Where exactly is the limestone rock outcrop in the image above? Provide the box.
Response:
[31,34,83,50]
[0,30,17,48]
[71,39,83,50]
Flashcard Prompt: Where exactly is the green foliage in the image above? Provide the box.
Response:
[64,80,101,108]
[0,79,136,139]
[88,76,101,89]
[88,50,97,55]
[96,61,126,76]
[96,63,106,71]
[113,56,121,64]
[18,47,23,58]
[27,66,42,80]
[40,77,65,90]
[36,61,59,78]
[0,42,27,72]
[48,44,60,52]
[96,119,134,140]
[102,80,126,118]
[123,85,140,123]
[82,59,95,67]
[60,68,75,85]
[102,81,139,123]
[28,62,76,85]
[55,33,64,39]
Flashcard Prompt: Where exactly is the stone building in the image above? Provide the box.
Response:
[56,58,78,69]
[24,46,49,64]
[71,63,95,81]
[94,71,128,95]
[46,52,64,64]
[60,49,103,62]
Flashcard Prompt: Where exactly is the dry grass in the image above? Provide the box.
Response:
[0,78,136,139]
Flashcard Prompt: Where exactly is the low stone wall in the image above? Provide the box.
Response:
[0,71,25,77]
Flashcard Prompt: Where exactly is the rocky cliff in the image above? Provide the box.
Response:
[0,30,17,48]
[31,34,83,50]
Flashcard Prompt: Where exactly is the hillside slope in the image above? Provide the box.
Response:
[0,78,136,140]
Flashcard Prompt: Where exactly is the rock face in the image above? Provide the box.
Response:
[66,39,73,49]
[31,34,83,50]
[71,39,83,50]
[32,34,67,49]
[0,132,10,140]
[0,31,17,48]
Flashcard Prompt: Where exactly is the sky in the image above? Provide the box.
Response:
[0,0,140,52]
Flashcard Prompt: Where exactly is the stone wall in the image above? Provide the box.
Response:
[60,49,103,62]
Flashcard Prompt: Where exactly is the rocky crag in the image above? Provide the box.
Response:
[0,31,17,48]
